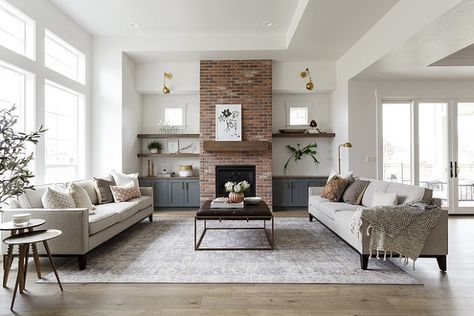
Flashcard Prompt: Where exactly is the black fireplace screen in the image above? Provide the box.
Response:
[215,165,256,198]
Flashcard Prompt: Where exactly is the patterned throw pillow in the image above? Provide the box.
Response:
[321,176,353,202]
[41,187,76,209]
[110,182,141,202]
[342,180,371,205]
[67,182,96,215]
[93,177,116,204]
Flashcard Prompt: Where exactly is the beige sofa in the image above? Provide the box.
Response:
[1,179,154,270]
[308,180,448,270]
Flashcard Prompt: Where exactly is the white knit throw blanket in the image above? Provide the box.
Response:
[350,201,442,269]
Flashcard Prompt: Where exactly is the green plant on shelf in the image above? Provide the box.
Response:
[147,141,163,154]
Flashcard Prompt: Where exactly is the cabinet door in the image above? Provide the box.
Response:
[169,181,185,206]
[185,180,200,207]
[290,180,307,207]
[273,180,292,207]
[154,180,169,207]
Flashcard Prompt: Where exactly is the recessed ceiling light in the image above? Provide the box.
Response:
[261,21,273,28]
[129,22,140,29]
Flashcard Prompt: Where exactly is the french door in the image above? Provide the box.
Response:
[380,100,474,214]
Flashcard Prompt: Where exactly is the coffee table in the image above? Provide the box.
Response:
[194,200,274,250]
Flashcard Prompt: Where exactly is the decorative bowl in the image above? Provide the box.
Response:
[244,197,262,205]
[278,128,307,134]
[12,213,31,226]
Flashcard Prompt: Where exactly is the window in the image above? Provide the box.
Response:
[164,104,187,128]
[382,102,412,184]
[288,107,308,126]
[44,80,85,183]
[0,0,35,59]
[45,29,85,83]
[0,61,34,132]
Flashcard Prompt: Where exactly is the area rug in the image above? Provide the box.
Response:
[39,217,418,284]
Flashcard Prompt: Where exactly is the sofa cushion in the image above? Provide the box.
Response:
[342,180,371,205]
[71,179,98,205]
[41,187,76,209]
[94,177,116,204]
[113,196,152,221]
[372,191,398,207]
[89,205,121,235]
[308,195,330,209]
[319,202,360,220]
[386,182,432,204]
[361,181,390,207]
[67,183,95,214]
[18,184,63,208]
[110,182,141,202]
[321,176,353,202]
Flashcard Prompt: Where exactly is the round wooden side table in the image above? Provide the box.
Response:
[4,229,63,310]
[0,218,46,288]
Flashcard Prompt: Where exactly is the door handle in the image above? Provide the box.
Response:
[455,161,460,178]
[182,182,184,190]
[186,182,189,190]
[450,161,454,178]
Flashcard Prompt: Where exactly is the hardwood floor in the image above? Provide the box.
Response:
[1,210,473,315]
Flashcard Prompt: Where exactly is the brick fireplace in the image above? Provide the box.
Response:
[199,60,272,205]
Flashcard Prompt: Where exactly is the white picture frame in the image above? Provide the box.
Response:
[215,104,242,141]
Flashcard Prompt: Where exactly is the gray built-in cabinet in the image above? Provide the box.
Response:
[139,178,200,208]
[272,177,327,209]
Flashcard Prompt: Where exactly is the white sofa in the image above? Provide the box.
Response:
[308,180,448,270]
[1,179,154,269]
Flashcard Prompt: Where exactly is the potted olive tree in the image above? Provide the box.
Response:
[0,106,45,206]
[147,141,162,154]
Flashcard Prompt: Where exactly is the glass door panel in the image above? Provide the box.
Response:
[382,102,412,184]
[418,103,449,207]
[456,102,474,210]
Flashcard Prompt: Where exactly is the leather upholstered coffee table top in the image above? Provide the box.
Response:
[196,200,272,218]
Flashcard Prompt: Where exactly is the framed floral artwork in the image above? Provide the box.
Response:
[215,104,242,141]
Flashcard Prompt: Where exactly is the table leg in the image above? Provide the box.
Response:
[22,244,30,292]
[272,216,275,249]
[11,245,26,310]
[2,245,13,288]
[43,241,63,291]
[31,243,41,279]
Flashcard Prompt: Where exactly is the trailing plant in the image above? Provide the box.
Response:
[0,106,46,205]
[147,141,162,151]
[283,143,319,175]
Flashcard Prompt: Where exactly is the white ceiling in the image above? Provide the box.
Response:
[48,0,398,62]
[356,0,474,80]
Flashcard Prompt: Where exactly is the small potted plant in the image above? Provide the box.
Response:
[224,181,251,203]
[147,141,162,154]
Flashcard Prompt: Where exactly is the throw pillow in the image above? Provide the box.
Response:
[41,187,76,209]
[110,170,139,187]
[67,182,96,215]
[327,170,354,183]
[93,177,116,204]
[321,176,353,202]
[371,192,398,207]
[342,180,371,205]
[110,181,141,202]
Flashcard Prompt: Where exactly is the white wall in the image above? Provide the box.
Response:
[348,79,474,179]
[135,62,199,93]
[0,0,92,181]
[122,53,142,173]
[272,61,336,92]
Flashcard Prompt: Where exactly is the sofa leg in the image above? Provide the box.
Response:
[436,255,447,272]
[309,214,313,222]
[149,214,153,222]
[360,254,369,270]
[77,254,87,270]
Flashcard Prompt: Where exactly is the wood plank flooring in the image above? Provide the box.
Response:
[1,210,473,315]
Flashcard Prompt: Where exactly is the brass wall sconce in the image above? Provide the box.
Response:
[163,72,173,95]
[338,142,352,174]
[300,67,314,91]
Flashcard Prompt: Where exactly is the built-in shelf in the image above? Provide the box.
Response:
[203,140,270,152]
[139,176,200,180]
[138,133,200,139]
[272,132,335,138]
[137,153,200,158]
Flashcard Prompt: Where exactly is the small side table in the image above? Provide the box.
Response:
[0,219,45,287]
[4,229,63,310]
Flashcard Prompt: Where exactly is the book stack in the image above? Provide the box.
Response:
[210,197,244,209]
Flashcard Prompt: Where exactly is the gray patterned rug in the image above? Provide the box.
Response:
[39,217,418,284]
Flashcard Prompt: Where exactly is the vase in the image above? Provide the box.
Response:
[228,192,244,203]
[150,148,159,154]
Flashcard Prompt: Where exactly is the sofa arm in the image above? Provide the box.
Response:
[140,186,153,197]
[1,208,89,255]
[309,186,324,196]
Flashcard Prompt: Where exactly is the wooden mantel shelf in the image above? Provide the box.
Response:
[203,140,269,152]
